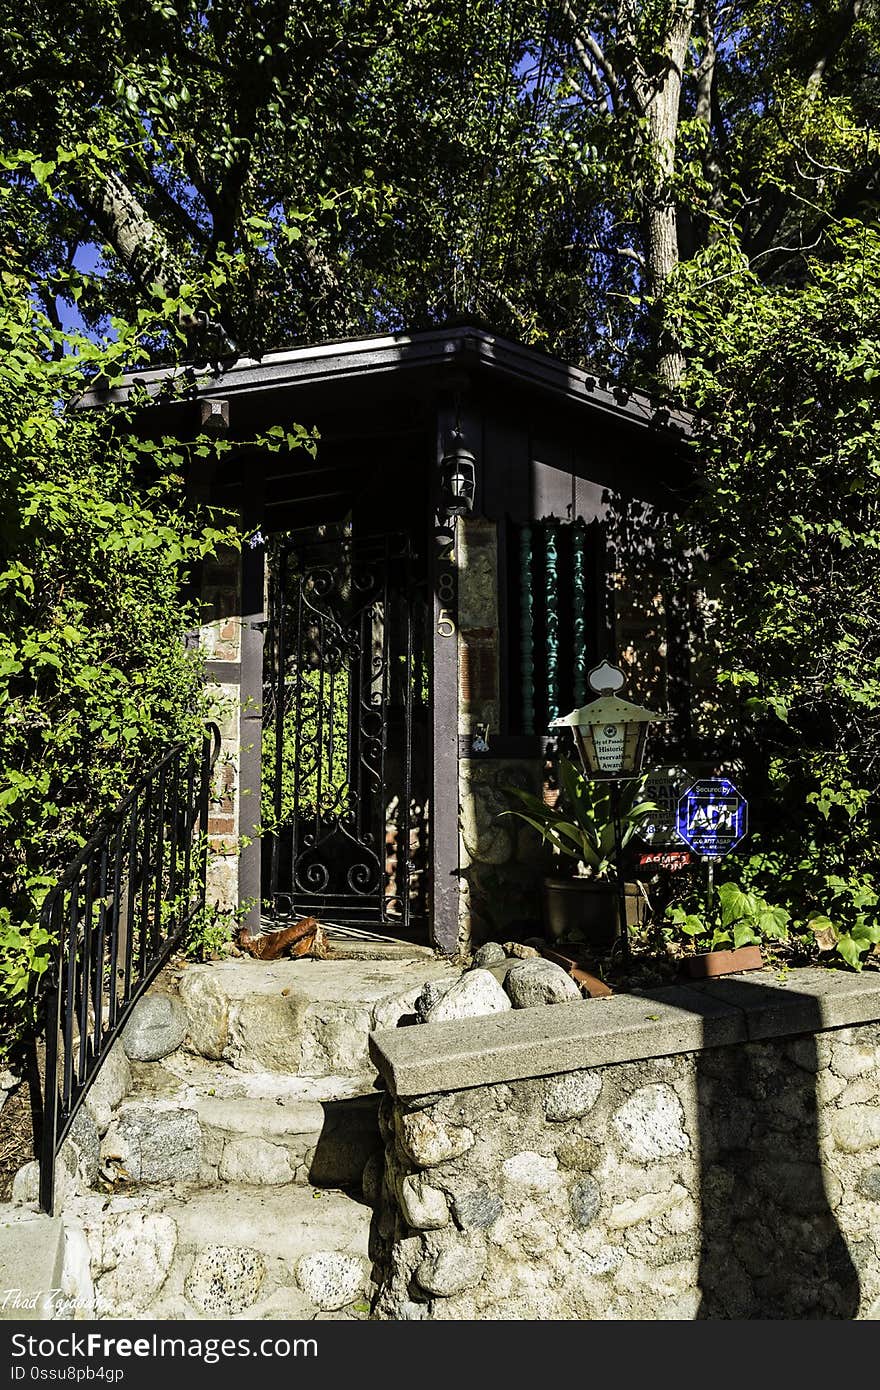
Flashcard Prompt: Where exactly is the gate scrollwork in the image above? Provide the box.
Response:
[264,528,428,934]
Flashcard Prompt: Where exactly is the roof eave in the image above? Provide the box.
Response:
[79,325,693,440]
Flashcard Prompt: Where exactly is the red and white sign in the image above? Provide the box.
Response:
[638,849,693,872]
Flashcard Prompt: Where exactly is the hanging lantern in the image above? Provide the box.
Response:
[549,660,664,779]
[438,431,476,518]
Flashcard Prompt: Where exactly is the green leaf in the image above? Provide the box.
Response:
[850,920,880,945]
[733,921,759,949]
[717,882,755,928]
[753,905,790,940]
[30,158,56,185]
[679,915,705,937]
[835,933,866,971]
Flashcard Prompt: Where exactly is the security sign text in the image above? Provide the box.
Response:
[675,778,748,857]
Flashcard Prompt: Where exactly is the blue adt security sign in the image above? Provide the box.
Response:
[676,778,748,857]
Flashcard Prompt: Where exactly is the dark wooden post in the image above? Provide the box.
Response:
[429,401,462,956]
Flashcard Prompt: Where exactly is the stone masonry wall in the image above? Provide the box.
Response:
[200,546,242,914]
[373,1020,880,1320]
[456,518,500,744]
[458,759,545,948]
[456,518,502,953]
[455,518,548,951]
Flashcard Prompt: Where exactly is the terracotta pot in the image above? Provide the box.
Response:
[680,944,764,979]
[542,878,644,950]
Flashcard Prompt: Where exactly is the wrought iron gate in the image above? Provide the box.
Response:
[264,526,429,935]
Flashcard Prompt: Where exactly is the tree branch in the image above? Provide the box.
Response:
[209,3,291,254]
[77,169,178,300]
[692,1,725,237]
[588,241,646,268]
[806,0,865,91]
[38,287,65,361]
[175,145,220,230]
[571,77,612,113]
[579,30,622,110]
[615,1,651,114]
[558,0,621,114]
[694,4,717,129]
[125,158,211,251]
[569,42,612,113]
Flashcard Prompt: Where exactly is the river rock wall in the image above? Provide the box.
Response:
[371,1003,880,1320]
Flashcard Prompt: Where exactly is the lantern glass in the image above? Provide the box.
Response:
[573,720,648,778]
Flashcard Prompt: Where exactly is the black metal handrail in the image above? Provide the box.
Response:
[38,723,221,1213]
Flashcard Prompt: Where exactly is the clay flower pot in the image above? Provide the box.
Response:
[680,944,764,979]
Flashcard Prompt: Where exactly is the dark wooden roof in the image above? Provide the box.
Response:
[83,325,696,522]
[83,323,692,438]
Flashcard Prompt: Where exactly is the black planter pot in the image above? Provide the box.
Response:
[542,878,644,950]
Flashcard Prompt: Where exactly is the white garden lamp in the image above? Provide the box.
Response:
[550,660,663,779]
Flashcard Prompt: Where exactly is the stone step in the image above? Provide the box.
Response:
[257,917,437,963]
[171,957,455,1079]
[134,1049,379,1104]
[63,1181,376,1320]
[0,1210,65,1320]
[100,1057,383,1191]
[323,936,438,962]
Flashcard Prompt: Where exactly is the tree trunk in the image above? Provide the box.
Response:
[78,171,219,347]
[639,3,696,390]
[84,171,178,301]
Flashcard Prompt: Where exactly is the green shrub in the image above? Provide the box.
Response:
[670,223,880,970]
[0,253,240,1059]
[260,667,350,834]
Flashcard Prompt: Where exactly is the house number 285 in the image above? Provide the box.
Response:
[434,528,457,638]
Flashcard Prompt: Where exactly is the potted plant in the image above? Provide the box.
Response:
[664,881,790,977]
[501,759,657,949]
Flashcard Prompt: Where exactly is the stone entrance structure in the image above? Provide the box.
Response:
[8,960,880,1320]
[88,326,692,955]
[7,955,455,1319]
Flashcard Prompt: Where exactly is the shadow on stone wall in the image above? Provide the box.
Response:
[458,760,545,946]
[693,978,859,1319]
[370,971,874,1319]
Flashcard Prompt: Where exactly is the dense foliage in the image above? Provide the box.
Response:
[670,221,880,968]
[665,882,791,955]
[261,669,350,833]
[0,251,241,1052]
[1,2,876,382]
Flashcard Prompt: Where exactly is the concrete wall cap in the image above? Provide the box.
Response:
[369,966,880,1098]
